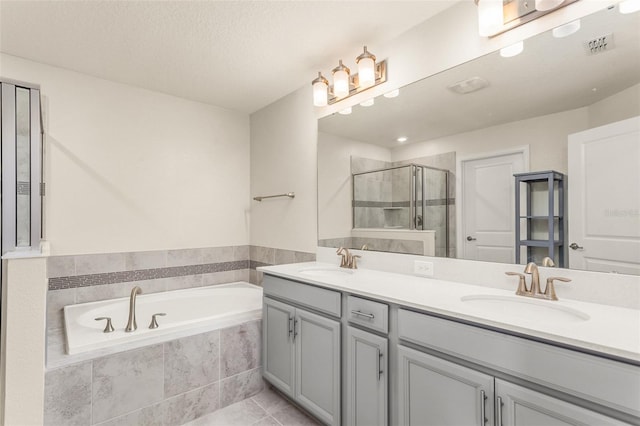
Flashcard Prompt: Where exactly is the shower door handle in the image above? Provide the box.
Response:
[466,236,477,241]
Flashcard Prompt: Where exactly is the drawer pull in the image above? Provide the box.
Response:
[288,316,294,340]
[480,390,487,424]
[351,310,375,320]
[496,396,503,426]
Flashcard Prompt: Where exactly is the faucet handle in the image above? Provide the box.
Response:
[149,313,167,329]
[95,317,115,333]
[544,277,571,301]
[350,255,362,269]
[505,272,529,295]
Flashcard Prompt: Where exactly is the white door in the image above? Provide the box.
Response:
[460,151,526,263]
[568,116,640,275]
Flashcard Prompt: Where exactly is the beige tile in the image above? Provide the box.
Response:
[167,248,204,267]
[47,289,76,330]
[124,250,166,271]
[271,404,320,426]
[47,255,76,278]
[162,382,220,426]
[164,330,220,397]
[183,399,267,426]
[201,246,235,263]
[234,245,250,261]
[252,387,292,415]
[220,367,265,408]
[75,252,126,275]
[44,362,92,426]
[220,320,261,378]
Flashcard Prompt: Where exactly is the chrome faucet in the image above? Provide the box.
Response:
[125,286,142,332]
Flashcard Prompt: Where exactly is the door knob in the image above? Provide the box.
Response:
[569,242,584,250]
[466,236,477,241]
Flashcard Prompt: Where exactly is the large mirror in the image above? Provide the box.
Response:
[318,4,640,274]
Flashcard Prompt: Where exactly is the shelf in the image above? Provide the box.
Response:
[519,216,561,220]
[519,240,563,247]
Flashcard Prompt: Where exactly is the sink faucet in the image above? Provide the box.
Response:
[125,286,142,332]
[336,247,361,269]
[524,262,542,296]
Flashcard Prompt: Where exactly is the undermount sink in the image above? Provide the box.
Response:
[460,294,590,323]
[298,266,354,278]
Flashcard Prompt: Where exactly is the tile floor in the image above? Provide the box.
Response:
[182,386,320,426]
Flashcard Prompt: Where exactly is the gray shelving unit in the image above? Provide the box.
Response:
[514,170,565,267]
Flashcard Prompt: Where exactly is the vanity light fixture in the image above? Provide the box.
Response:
[312,72,329,107]
[311,46,387,106]
[534,0,563,11]
[619,0,640,14]
[383,89,400,98]
[500,41,524,58]
[552,19,580,38]
[476,0,578,37]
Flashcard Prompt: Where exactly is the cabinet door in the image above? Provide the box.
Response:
[495,379,630,426]
[398,346,494,426]
[347,326,388,426]
[295,308,341,426]
[263,297,296,398]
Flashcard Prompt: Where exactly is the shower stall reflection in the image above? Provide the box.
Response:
[352,164,450,257]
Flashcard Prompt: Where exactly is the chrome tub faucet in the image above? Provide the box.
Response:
[125,286,142,332]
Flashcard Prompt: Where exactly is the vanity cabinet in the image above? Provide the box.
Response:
[398,345,493,426]
[346,326,388,426]
[262,276,341,426]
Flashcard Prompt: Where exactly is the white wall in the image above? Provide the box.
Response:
[317,132,390,240]
[1,54,250,256]
[250,0,612,253]
[392,108,589,174]
[588,83,640,128]
[249,88,318,253]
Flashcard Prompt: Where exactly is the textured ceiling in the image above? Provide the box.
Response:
[0,1,457,114]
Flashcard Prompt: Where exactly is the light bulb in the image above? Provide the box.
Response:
[356,46,376,88]
[535,0,563,11]
[311,72,328,107]
[477,0,503,37]
[332,60,351,98]
[500,41,524,58]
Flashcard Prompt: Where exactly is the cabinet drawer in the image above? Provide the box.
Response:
[347,296,388,334]
[398,309,640,418]
[263,274,341,317]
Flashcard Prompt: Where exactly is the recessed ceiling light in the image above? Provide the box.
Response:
[360,98,375,107]
[619,0,640,14]
[552,20,581,38]
[500,41,524,58]
[447,76,490,94]
[338,107,352,115]
[397,136,408,143]
[384,89,400,98]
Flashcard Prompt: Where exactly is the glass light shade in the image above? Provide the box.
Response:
[477,0,503,37]
[313,80,328,107]
[338,107,352,115]
[332,60,351,98]
[552,20,580,38]
[358,57,376,88]
[500,41,524,58]
[383,89,400,98]
[535,0,563,11]
[619,0,640,14]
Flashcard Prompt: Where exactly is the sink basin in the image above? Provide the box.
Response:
[460,295,590,323]
[298,267,354,278]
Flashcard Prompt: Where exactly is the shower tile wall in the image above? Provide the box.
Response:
[44,320,263,426]
[352,157,392,229]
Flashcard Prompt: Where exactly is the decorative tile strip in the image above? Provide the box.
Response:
[249,260,271,270]
[48,260,249,291]
[352,201,395,208]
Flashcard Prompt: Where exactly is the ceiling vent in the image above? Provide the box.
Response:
[584,33,614,55]
[447,77,490,95]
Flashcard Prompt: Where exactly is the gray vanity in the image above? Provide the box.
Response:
[260,264,640,426]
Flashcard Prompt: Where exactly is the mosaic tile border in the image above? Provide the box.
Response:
[48,260,248,290]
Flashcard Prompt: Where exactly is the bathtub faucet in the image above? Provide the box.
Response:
[125,286,142,332]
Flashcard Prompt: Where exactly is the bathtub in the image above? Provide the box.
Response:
[63,282,262,356]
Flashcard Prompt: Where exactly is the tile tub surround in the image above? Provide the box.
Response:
[44,320,264,426]
[45,245,312,362]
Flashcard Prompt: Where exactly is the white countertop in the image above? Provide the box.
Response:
[259,262,640,363]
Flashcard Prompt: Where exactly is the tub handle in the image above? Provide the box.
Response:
[149,313,167,329]
[95,317,115,333]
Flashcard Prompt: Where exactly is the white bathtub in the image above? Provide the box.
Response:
[63,282,262,357]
